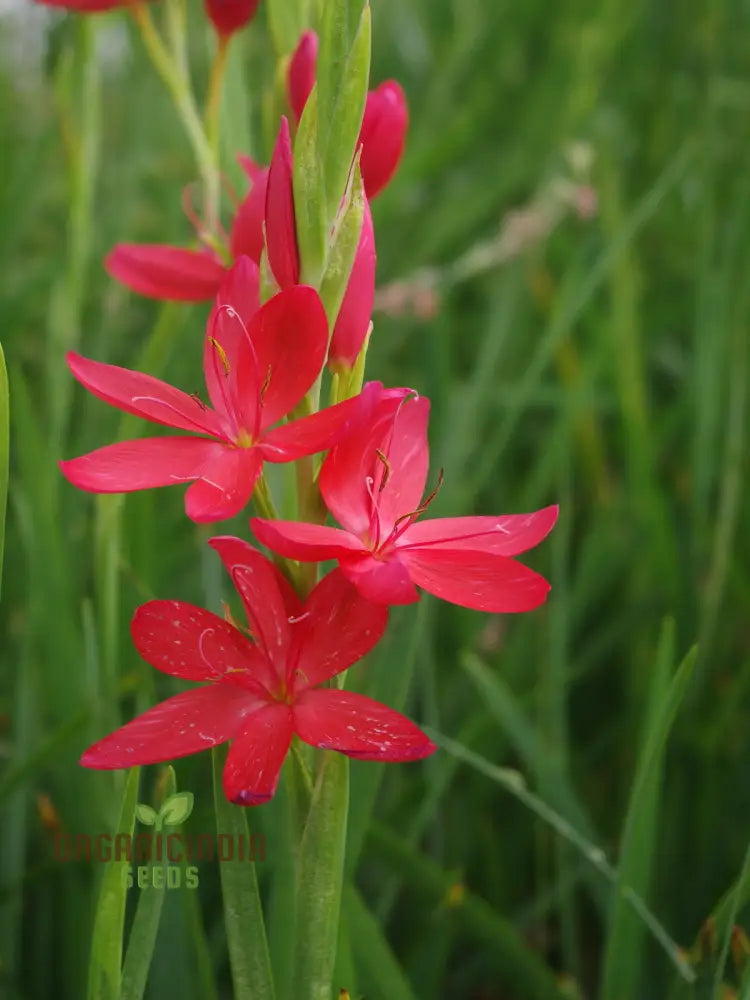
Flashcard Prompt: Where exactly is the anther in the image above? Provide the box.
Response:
[375,449,391,490]
[209,336,231,376]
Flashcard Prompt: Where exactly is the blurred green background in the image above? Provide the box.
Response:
[1,0,748,998]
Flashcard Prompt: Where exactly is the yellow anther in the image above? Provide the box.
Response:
[209,337,231,375]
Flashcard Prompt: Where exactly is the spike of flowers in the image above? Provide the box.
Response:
[60,258,371,522]
[80,539,435,804]
[287,30,408,198]
[251,393,558,610]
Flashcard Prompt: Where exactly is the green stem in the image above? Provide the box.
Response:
[206,34,230,163]
[291,751,350,1000]
[130,2,221,227]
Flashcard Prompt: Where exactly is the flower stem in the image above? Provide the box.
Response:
[291,751,349,1000]
[130,2,221,228]
[206,34,230,163]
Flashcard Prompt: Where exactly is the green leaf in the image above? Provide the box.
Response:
[266,0,313,57]
[211,746,275,1000]
[429,726,696,985]
[135,803,157,827]
[321,6,370,225]
[291,750,349,1000]
[87,767,141,1000]
[0,343,7,600]
[318,160,364,330]
[292,87,328,285]
[159,791,194,828]
[600,627,697,1000]
[344,884,418,1000]
[121,768,177,1000]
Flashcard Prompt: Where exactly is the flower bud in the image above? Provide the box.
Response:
[230,159,269,264]
[359,81,408,198]
[329,199,375,370]
[203,0,260,37]
[264,118,300,288]
[287,30,318,121]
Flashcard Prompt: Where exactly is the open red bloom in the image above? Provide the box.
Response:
[81,538,435,804]
[106,157,267,303]
[60,258,364,522]
[287,30,408,198]
[251,394,558,610]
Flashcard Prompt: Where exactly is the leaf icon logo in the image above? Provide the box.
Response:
[135,792,194,832]
[158,791,194,828]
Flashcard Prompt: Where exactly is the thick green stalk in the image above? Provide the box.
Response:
[291,751,350,1000]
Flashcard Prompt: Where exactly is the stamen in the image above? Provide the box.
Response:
[259,365,273,404]
[198,627,217,673]
[130,394,215,436]
[189,392,207,411]
[389,468,445,544]
[209,336,231,376]
[375,449,391,491]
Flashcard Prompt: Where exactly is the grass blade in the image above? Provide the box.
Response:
[87,767,141,1000]
[600,621,696,999]
[211,745,275,1000]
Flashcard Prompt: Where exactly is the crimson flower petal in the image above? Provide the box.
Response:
[358,81,408,198]
[259,392,364,462]
[265,117,299,288]
[67,351,222,437]
[250,518,365,561]
[80,685,257,769]
[287,30,318,121]
[105,244,225,302]
[401,547,551,613]
[204,0,259,36]
[60,437,220,494]
[204,258,262,433]
[328,199,376,369]
[400,505,559,555]
[374,394,430,537]
[208,536,300,671]
[288,569,388,691]
[131,600,269,691]
[318,385,412,535]
[230,169,268,263]
[339,554,420,605]
[223,704,294,805]
[183,446,261,523]
[294,689,435,761]
[249,285,328,430]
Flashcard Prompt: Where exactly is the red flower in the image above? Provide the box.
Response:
[287,29,318,121]
[80,538,435,804]
[204,0,260,36]
[358,81,409,199]
[105,157,267,303]
[264,118,300,289]
[251,394,558,610]
[287,31,408,199]
[60,258,366,522]
[329,197,376,369]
